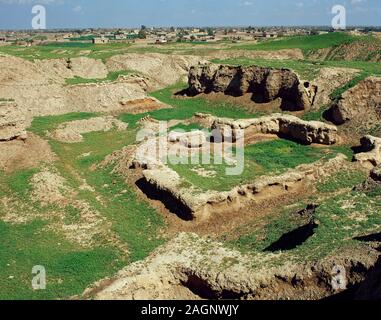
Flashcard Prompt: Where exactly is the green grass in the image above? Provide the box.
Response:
[168,139,347,192]
[0,42,133,62]
[234,33,356,52]
[316,169,368,193]
[0,98,15,102]
[65,70,136,85]
[0,220,124,300]
[119,83,262,128]
[169,123,205,132]
[29,112,97,136]
[301,106,329,122]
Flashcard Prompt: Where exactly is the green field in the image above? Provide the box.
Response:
[0,42,133,61]
[234,32,357,52]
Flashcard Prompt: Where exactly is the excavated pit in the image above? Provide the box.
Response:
[115,112,344,221]
[135,177,194,221]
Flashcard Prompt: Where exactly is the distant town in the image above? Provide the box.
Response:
[1,25,380,47]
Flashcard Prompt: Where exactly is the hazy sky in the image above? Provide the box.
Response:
[0,0,380,30]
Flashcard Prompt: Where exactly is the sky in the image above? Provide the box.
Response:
[0,0,380,30]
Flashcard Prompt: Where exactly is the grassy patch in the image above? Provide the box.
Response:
[234,33,356,52]
[316,169,367,193]
[169,123,205,132]
[65,70,136,85]
[301,106,329,121]
[0,98,15,102]
[0,220,124,300]
[0,112,166,299]
[0,42,133,61]
[29,112,97,137]
[6,169,38,197]
[48,128,165,262]
[119,83,262,128]
[228,186,381,262]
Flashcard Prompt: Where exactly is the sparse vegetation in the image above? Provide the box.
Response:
[65,70,136,85]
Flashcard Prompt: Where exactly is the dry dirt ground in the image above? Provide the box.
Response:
[0,133,55,173]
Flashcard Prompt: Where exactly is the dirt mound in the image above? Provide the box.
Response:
[328,76,381,126]
[83,233,380,300]
[0,101,27,141]
[0,54,52,85]
[187,64,313,111]
[35,57,108,81]
[49,116,128,143]
[106,53,206,90]
[0,55,149,121]
[31,170,72,206]
[311,67,360,108]
[0,133,55,173]
[118,97,169,114]
[354,135,381,168]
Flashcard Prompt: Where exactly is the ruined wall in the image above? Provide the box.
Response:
[187,64,313,110]
[211,113,339,145]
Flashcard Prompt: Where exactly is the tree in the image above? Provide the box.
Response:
[138,28,147,39]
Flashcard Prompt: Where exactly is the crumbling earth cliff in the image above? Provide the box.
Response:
[0,101,27,141]
[187,64,314,110]
[329,76,381,125]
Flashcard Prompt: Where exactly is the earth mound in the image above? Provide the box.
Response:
[328,77,381,126]
[49,116,128,143]
[106,53,206,90]
[0,101,27,141]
